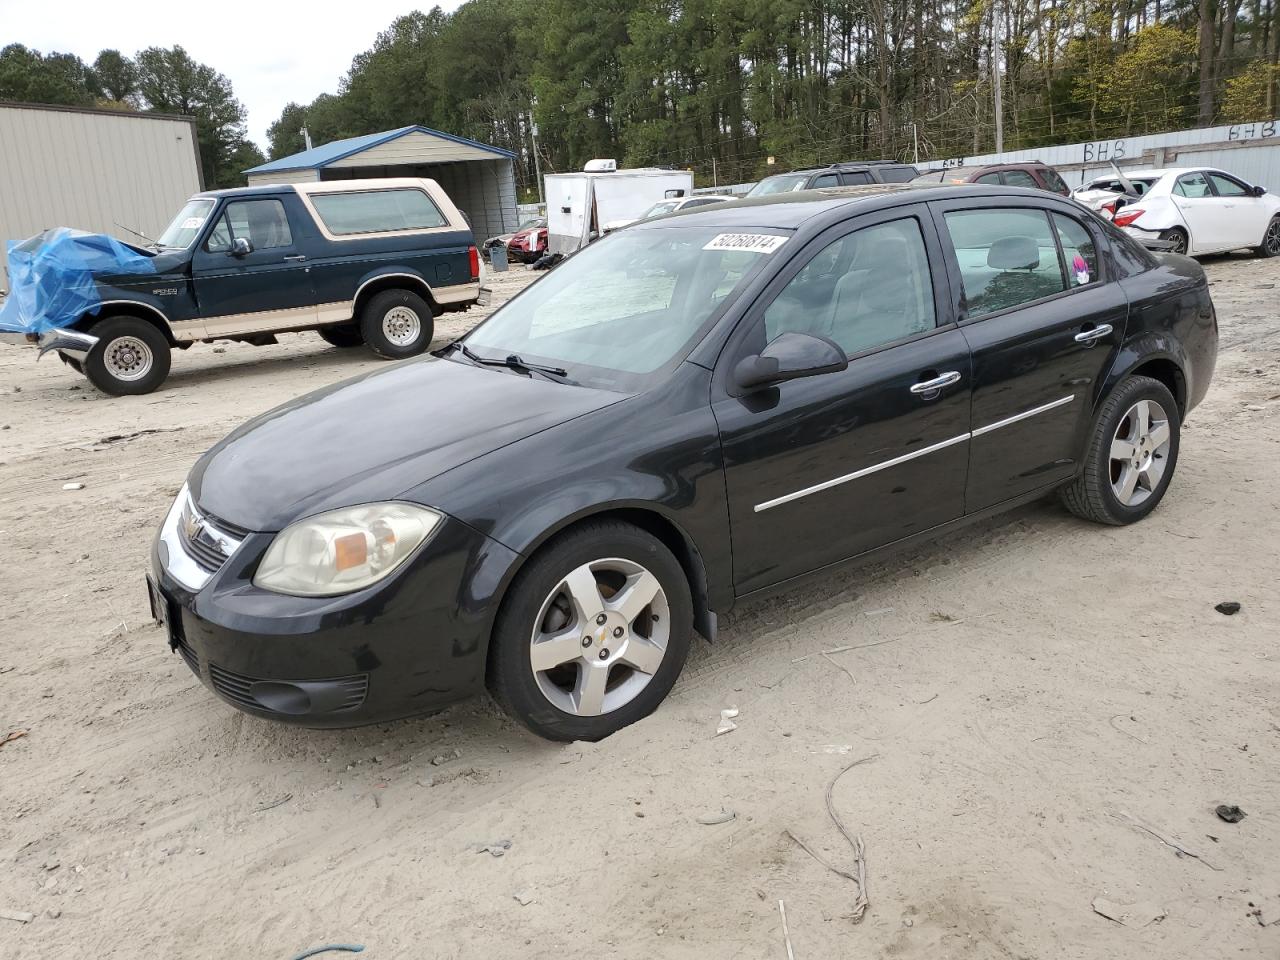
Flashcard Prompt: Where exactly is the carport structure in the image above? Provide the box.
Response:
[245,126,518,240]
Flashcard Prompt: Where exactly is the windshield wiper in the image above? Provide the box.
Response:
[448,342,570,382]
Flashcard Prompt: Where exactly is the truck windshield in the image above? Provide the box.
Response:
[460,226,784,391]
[746,173,810,197]
[156,199,216,249]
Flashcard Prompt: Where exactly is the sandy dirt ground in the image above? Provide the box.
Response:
[1,256,1279,960]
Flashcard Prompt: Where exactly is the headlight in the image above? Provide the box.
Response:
[254,502,442,597]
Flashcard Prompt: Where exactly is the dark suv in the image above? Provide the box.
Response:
[914,161,1071,196]
[747,161,920,197]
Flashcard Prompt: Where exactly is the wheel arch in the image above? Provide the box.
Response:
[492,503,721,647]
[1101,340,1188,416]
[353,271,438,318]
[77,300,177,347]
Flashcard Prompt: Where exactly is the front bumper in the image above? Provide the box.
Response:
[0,328,98,360]
[149,494,520,727]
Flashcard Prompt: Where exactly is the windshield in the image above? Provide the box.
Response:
[156,199,216,249]
[517,218,546,232]
[462,226,784,390]
[641,201,680,219]
[746,173,810,197]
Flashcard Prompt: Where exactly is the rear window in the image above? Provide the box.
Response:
[1042,167,1070,193]
[876,165,919,183]
[310,189,447,235]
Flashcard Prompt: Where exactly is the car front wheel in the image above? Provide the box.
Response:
[1060,375,1180,525]
[359,289,434,359]
[83,316,171,396]
[1256,216,1280,258]
[488,520,693,741]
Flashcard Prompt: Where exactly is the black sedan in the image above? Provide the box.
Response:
[149,184,1218,741]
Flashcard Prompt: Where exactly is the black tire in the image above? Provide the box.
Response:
[358,289,434,359]
[1255,216,1280,258]
[1159,227,1189,256]
[83,316,171,396]
[317,323,364,348]
[1060,375,1180,525]
[487,520,694,742]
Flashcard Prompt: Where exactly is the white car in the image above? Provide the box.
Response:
[602,195,736,233]
[1074,168,1280,257]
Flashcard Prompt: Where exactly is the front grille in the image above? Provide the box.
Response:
[208,662,369,715]
[174,634,199,676]
[178,498,245,574]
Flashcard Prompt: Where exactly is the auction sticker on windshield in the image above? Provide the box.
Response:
[702,233,788,254]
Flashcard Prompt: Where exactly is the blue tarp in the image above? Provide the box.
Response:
[0,228,157,335]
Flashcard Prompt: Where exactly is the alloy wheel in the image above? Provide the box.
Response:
[1265,219,1280,256]
[382,306,421,346]
[529,558,670,717]
[103,336,154,382]
[1109,398,1171,507]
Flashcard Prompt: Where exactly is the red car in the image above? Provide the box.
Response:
[913,161,1071,196]
[505,218,548,263]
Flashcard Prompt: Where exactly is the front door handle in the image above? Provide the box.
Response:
[282,255,307,262]
[910,370,962,395]
[1074,323,1113,345]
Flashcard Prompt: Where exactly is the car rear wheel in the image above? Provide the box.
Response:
[1159,227,1189,255]
[1060,375,1180,525]
[1256,217,1280,258]
[487,520,693,742]
[83,316,171,396]
[317,323,364,348]
[359,289,434,359]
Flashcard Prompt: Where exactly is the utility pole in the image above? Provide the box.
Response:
[711,156,718,187]
[992,0,1004,154]
[529,110,544,207]
[300,126,313,151]
[912,123,919,165]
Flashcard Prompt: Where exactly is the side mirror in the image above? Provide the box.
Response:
[733,331,848,391]
[1252,185,1267,197]
[231,236,253,257]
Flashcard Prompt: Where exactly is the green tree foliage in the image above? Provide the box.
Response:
[134,46,254,188]
[267,102,310,159]
[91,50,138,105]
[0,44,94,106]
[1221,61,1280,120]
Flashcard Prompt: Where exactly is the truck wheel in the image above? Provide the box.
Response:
[84,317,171,396]
[317,323,364,348]
[359,289,434,359]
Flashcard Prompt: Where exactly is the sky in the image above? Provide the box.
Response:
[1,0,464,150]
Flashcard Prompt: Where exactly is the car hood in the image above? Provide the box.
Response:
[190,356,624,532]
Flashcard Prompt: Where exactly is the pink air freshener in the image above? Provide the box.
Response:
[1072,254,1090,286]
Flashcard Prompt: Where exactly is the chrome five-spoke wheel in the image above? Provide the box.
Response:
[530,558,670,717]
[1109,399,1171,507]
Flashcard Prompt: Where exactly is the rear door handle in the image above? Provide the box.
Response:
[1074,323,1113,345]
[910,370,962,395]
[282,255,307,262]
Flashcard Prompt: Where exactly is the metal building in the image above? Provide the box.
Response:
[245,126,519,240]
[0,101,203,284]
[919,120,1280,189]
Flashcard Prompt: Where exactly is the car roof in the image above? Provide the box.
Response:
[631,182,1043,230]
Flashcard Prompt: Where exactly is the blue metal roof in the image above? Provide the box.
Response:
[246,125,515,173]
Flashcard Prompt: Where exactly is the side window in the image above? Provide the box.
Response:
[763,218,936,356]
[811,173,839,188]
[1175,172,1211,198]
[1208,173,1248,197]
[841,171,873,185]
[943,208,1067,318]
[205,199,292,252]
[1052,214,1099,287]
[310,189,447,235]
[1003,169,1039,189]
[1042,168,1070,193]
[975,173,1003,185]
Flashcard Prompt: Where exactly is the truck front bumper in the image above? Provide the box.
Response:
[0,328,98,361]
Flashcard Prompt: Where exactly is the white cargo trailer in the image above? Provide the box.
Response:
[545,165,695,255]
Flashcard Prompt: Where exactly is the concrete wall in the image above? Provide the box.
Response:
[0,102,203,284]
[918,120,1280,189]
